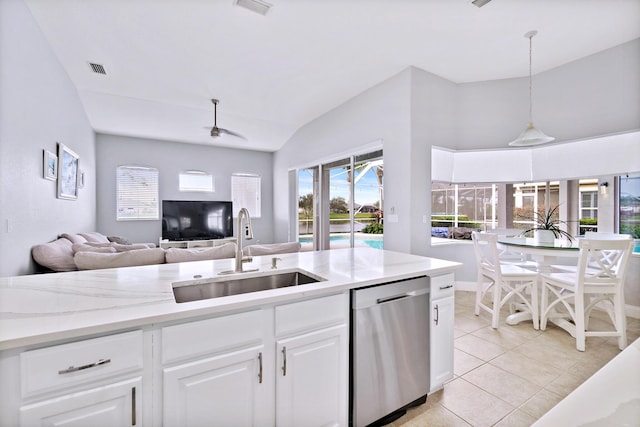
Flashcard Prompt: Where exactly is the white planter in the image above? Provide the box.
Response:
[533,229,556,245]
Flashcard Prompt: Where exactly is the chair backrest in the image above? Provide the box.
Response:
[485,228,523,237]
[584,232,633,240]
[577,238,634,288]
[471,231,502,275]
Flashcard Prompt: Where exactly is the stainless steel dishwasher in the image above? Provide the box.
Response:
[351,276,430,427]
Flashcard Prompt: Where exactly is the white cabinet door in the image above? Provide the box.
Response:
[430,295,455,392]
[163,345,270,427]
[20,377,141,427]
[276,324,348,427]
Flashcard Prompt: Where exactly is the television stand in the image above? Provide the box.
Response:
[159,237,235,249]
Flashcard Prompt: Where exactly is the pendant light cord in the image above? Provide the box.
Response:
[528,33,533,124]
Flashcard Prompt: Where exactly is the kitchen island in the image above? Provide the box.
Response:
[0,248,461,426]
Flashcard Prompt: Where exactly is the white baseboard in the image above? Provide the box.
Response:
[453,281,640,319]
[625,304,640,319]
[454,281,476,292]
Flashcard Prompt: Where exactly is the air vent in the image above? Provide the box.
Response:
[234,0,272,16]
[472,0,492,7]
[88,62,107,75]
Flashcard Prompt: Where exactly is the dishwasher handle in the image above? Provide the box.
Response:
[376,289,423,305]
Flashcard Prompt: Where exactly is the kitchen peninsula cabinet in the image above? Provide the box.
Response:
[275,294,348,427]
[429,273,455,392]
[161,309,272,426]
[0,331,144,427]
[161,293,348,427]
[0,248,461,426]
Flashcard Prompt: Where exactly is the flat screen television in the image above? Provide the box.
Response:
[162,200,233,241]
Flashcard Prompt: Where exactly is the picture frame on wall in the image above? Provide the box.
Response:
[57,143,79,200]
[43,149,57,181]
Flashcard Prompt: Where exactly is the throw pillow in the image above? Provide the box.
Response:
[108,235,132,245]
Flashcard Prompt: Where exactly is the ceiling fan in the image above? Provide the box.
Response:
[207,99,246,140]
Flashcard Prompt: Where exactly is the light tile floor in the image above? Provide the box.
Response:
[390,291,640,427]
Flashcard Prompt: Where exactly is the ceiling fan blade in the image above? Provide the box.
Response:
[219,127,247,140]
[206,98,247,140]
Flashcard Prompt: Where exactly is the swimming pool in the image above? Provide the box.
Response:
[299,234,383,249]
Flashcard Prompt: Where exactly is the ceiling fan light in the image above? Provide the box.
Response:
[508,122,555,146]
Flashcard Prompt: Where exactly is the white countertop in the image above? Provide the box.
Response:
[0,248,461,351]
[533,337,640,427]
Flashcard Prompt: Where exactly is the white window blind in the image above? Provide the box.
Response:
[231,174,261,218]
[116,165,159,220]
[179,171,214,192]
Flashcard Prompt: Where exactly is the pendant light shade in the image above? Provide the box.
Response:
[509,30,554,147]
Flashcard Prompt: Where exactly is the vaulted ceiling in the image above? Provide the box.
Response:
[23,0,640,151]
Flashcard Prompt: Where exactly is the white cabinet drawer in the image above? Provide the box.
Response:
[162,309,264,364]
[20,330,143,398]
[275,293,347,337]
[430,273,455,299]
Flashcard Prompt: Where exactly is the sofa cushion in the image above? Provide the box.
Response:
[72,243,117,254]
[165,243,237,263]
[32,239,77,272]
[107,235,132,245]
[244,242,301,256]
[74,248,166,270]
[110,242,156,252]
[78,232,110,244]
[59,233,88,244]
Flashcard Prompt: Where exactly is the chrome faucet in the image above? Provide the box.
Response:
[220,208,258,274]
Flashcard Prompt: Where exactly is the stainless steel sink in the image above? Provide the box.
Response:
[172,269,325,303]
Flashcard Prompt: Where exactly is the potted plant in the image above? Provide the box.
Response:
[519,205,574,244]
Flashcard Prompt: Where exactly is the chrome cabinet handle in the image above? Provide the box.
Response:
[434,304,439,325]
[282,347,287,376]
[439,284,453,290]
[258,352,263,384]
[58,358,111,375]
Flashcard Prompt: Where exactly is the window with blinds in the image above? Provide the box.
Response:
[116,165,159,220]
[179,170,214,192]
[231,174,261,218]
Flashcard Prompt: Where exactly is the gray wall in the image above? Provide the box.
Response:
[274,68,412,250]
[273,39,640,296]
[96,134,274,246]
[0,0,96,277]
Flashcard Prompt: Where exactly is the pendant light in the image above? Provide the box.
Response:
[509,30,555,147]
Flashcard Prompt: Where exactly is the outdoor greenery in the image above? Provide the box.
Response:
[361,223,383,234]
[579,218,598,226]
[330,197,348,214]
[620,223,640,239]
[430,215,482,229]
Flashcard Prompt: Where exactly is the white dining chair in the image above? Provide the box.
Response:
[471,232,540,329]
[540,237,634,351]
[485,228,538,270]
[551,232,632,273]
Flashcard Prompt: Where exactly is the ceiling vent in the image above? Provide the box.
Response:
[472,0,492,7]
[234,0,272,16]
[88,62,107,75]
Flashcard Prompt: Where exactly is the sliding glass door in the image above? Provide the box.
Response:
[296,150,383,250]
